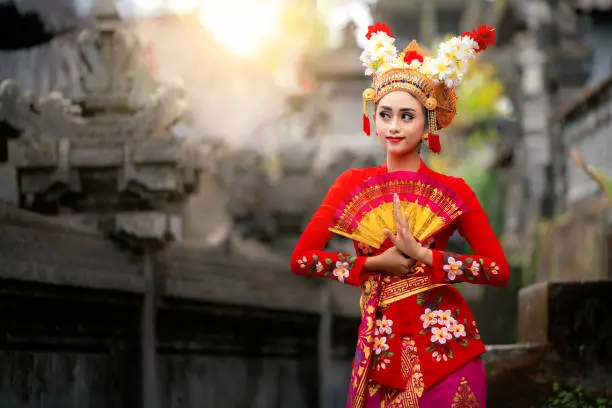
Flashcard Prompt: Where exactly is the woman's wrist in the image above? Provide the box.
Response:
[364,255,381,272]
[416,247,433,266]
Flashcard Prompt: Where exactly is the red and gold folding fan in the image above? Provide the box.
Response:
[328,171,468,250]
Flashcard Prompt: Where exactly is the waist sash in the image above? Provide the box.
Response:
[348,273,446,408]
[379,275,446,306]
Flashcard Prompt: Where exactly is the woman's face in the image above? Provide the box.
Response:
[374,91,427,157]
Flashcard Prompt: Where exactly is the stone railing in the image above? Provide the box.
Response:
[559,75,612,206]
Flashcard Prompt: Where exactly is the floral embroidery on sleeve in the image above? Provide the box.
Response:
[443,257,463,281]
[373,315,395,370]
[417,293,481,362]
[297,253,357,283]
[442,252,501,282]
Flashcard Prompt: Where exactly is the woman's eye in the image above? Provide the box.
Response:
[402,114,414,120]
[380,112,390,119]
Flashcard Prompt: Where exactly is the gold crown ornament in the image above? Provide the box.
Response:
[360,22,496,153]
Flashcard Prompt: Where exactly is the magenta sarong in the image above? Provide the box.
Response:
[363,356,486,407]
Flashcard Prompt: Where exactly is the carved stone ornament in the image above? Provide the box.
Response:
[1,23,201,209]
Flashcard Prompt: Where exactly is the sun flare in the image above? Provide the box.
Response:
[198,0,280,57]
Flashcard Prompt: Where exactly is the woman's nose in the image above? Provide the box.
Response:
[389,120,400,134]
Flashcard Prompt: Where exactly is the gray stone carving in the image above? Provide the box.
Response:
[0,3,203,247]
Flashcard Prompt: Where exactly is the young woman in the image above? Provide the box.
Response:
[290,22,507,407]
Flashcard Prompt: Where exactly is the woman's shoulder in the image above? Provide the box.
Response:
[424,167,462,186]
[425,168,478,203]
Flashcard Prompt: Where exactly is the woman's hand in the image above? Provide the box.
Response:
[364,246,417,277]
[383,193,428,262]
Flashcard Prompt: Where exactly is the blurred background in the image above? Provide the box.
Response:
[0,0,611,407]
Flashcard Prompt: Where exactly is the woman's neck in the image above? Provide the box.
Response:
[386,151,422,172]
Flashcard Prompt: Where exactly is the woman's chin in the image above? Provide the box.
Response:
[385,143,417,156]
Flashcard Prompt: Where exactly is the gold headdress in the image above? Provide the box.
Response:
[360,22,496,153]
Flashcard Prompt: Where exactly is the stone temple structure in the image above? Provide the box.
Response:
[0,1,363,407]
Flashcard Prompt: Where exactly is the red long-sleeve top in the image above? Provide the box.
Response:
[290,160,509,394]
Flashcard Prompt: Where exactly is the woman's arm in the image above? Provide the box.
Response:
[419,179,510,287]
[290,169,369,287]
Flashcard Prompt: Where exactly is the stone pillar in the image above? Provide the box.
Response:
[515,36,551,265]
[110,212,181,408]
[420,0,437,46]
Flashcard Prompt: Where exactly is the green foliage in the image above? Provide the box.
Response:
[589,166,612,199]
[455,62,505,129]
[535,383,612,408]
[467,125,500,147]
[455,161,504,235]
[431,60,506,174]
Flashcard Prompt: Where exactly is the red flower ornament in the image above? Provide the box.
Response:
[366,22,394,40]
[403,50,424,65]
[463,25,495,52]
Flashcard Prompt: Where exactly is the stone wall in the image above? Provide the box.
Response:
[537,199,611,283]
[0,201,144,292]
[561,75,612,206]
[0,200,360,407]
[0,284,358,408]
[0,288,350,408]
[485,280,612,407]
[0,351,352,408]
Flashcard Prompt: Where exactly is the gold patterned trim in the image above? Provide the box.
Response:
[379,276,446,306]
[451,377,480,408]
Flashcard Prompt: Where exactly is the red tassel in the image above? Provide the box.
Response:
[363,114,371,136]
[428,133,441,153]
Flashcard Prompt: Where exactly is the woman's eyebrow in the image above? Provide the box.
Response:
[379,106,416,112]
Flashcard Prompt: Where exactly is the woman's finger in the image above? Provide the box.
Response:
[393,193,402,226]
[383,228,397,245]
[403,211,411,233]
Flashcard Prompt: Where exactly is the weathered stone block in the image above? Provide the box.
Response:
[517,282,548,345]
[132,140,182,164]
[518,280,612,365]
[113,212,182,243]
[71,146,123,166]
[538,200,610,282]
[484,344,552,408]
[0,165,18,204]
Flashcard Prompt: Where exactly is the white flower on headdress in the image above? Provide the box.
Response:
[461,35,480,52]
[361,51,396,76]
[360,21,495,87]
[366,32,396,52]
[360,31,399,76]
[439,36,477,62]
[407,59,422,70]
[419,57,450,84]
[423,34,481,87]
